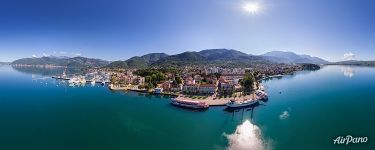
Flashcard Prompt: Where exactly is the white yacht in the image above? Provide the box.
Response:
[226,99,259,108]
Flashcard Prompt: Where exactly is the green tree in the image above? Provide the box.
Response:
[241,70,255,95]
[175,75,182,84]
[110,74,118,84]
[145,75,153,86]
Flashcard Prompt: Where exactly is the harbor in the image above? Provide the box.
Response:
[51,67,111,86]
[50,66,271,110]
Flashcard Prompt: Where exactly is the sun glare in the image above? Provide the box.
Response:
[243,2,260,14]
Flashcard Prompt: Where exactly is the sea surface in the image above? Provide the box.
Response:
[0,65,374,150]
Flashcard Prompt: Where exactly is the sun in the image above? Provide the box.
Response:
[243,3,260,14]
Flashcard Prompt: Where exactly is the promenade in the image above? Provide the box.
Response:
[174,93,257,106]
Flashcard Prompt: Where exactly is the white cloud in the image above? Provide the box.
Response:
[342,52,355,61]
[45,50,83,57]
[42,53,49,57]
[72,53,82,56]
[31,54,37,58]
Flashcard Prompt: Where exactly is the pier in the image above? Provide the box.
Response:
[174,93,257,106]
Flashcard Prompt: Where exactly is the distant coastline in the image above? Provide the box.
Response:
[0,62,10,65]
[326,60,375,67]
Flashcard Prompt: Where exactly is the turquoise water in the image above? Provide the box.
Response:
[0,65,374,150]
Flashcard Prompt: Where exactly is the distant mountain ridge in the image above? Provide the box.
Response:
[12,49,329,69]
[107,53,168,69]
[0,62,10,65]
[328,60,375,66]
[11,56,110,68]
[261,51,329,64]
[107,49,328,69]
[108,49,271,69]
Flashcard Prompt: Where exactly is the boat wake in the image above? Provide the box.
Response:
[225,120,269,150]
[279,111,289,120]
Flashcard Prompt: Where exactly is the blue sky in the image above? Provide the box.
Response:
[0,0,374,62]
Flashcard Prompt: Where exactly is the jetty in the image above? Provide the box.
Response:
[174,93,257,106]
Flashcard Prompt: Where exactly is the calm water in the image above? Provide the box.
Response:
[0,65,374,150]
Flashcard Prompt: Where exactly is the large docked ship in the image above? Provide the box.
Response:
[171,99,209,109]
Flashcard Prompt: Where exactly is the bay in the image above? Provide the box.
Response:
[0,65,374,150]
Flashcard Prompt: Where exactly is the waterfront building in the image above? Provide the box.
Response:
[218,77,234,94]
[161,81,171,91]
[221,74,243,84]
[170,84,182,92]
[182,84,198,94]
[198,84,217,94]
[134,77,145,85]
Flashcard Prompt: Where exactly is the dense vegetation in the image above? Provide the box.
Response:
[240,70,256,95]
[107,53,168,69]
[300,63,321,70]
[108,49,273,69]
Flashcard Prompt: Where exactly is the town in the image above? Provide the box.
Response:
[46,62,318,109]
[105,63,309,107]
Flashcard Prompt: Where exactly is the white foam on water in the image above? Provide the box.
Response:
[225,120,266,150]
[279,111,289,120]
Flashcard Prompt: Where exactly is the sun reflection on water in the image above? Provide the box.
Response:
[225,120,268,150]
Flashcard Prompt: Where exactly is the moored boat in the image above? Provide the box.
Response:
[226,99,259,108]
[171,99,209,109]
[255,90,268,100]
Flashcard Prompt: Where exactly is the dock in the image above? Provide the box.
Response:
[174,93,257,106]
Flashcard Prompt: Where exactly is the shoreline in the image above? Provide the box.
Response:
[174,93,258,106]
[108,84,259,106]
[108,84,179,97]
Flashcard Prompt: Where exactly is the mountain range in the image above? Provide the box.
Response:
[261,51,329,64]
[11,49,330,69]
[107,49,329,69]
[107,49,274,69]
[108,53,168,69]
[11,56,110,68]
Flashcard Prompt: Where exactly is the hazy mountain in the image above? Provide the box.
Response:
[108,49,328,69]
[198,49,250,60]
[150,51,206,68]
[261,51,329,64]
[107,53,168,69]
[329,60,375,66]
[10,49,327,69]
[0,62,10,65]
[11,56,110,68]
